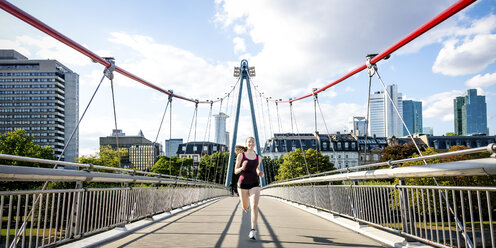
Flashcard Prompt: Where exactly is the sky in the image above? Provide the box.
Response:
[0,0,495,156]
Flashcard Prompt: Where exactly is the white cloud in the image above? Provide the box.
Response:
[215,0,456,99]
[433,34,496,76]
[106,32,235,100]
[233,25,247,34]
[422,90,463,122]
[465,72,496,88]
[233,37,246,54]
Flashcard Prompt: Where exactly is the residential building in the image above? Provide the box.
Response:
[176,141,228,164]
[100,129,160,170]
[454,89,487,135]
[388,134,495,151]
[369,84,403,137]
[263,132,360,169]
[351,133,388,165]
[402,100,422,136]
[0,49,79,162]
[165,138,183,157]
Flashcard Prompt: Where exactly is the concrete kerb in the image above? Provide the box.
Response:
[265,196,433,248]
[60,196,226,248]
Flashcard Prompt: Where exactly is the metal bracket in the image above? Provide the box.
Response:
[488,143,496,158]
[103,57,115,80]
[388,160,398,169]
[366,57,377,77]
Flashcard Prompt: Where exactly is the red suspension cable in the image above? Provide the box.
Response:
[0,0,476,103]
[0,0,202,103]
[283,0,476,103]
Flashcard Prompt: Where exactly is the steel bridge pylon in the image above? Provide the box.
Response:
[224,60,266,188]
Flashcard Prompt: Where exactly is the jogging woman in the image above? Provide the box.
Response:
[234,137,264,240]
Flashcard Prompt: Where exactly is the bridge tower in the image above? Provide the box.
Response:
[225,60,266,187]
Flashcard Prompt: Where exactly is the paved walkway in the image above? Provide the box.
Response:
[102,196,385,248]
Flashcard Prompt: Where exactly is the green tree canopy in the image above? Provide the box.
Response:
[0,129,55,167]
[197,152,229,183]
[381,142,420,162]
[0,129,55,190]
[398,145,494,186]
[75,145,128,168]
[150,155,194,178]
[275,148,334,181]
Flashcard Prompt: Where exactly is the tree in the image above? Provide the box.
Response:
[151,155,181,176]
[445,132,456,136]
[0,129,55,190]
[75,145,128,168]
[275,148,334,181]
[0,129,54,167]
[398,145,494,186]
[381,142,420,162]
[263,156,282,184]
[197,152,229,183]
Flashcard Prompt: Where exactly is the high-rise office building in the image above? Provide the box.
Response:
[369,84,403,137]
[165,138,183,157]
[0,50,79,161]
[454,89,487,135]
[214,112,229,147]
[422,127,433,135]
[349,116,367,136]
[402,100,422,136]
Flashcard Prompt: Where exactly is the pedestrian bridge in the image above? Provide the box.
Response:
[1,144,495,248]
[75,196,386,248]
[1,0,495,247]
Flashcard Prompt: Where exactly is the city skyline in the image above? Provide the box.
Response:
[0,0,495,156]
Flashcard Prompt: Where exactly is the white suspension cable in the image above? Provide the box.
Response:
[289,103,311,175]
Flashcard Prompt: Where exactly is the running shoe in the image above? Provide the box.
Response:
[249,229,257,240]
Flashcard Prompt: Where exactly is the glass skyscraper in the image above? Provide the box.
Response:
[369,84,403,137]
[454,89,487,135]
[165,138,183,157]
[402,100,422,136]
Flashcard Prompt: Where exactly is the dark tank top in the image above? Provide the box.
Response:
[238,152,259,185]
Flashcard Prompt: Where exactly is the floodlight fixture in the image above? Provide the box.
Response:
[234,66,240,77]
[249,66,256,77]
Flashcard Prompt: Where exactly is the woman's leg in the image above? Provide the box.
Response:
[238,188,250,211]
[248,186,261,229]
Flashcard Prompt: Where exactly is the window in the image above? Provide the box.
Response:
[322,142,328,150]
[351,143,356,149]
[344,142,349,149]
[337,142,342,150]
[193,146,197,152]
[182,146,186,152]
[203,145,208,152]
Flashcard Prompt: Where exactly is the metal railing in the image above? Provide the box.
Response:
[262,144,496,248]
[0,154,229,247]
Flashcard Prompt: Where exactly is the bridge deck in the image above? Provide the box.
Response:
[101,196,385,248]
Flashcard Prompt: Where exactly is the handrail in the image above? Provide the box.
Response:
[0,164,223,187]
[0,153,204,183]
[275,143,496,183]
[264,157,496,187]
